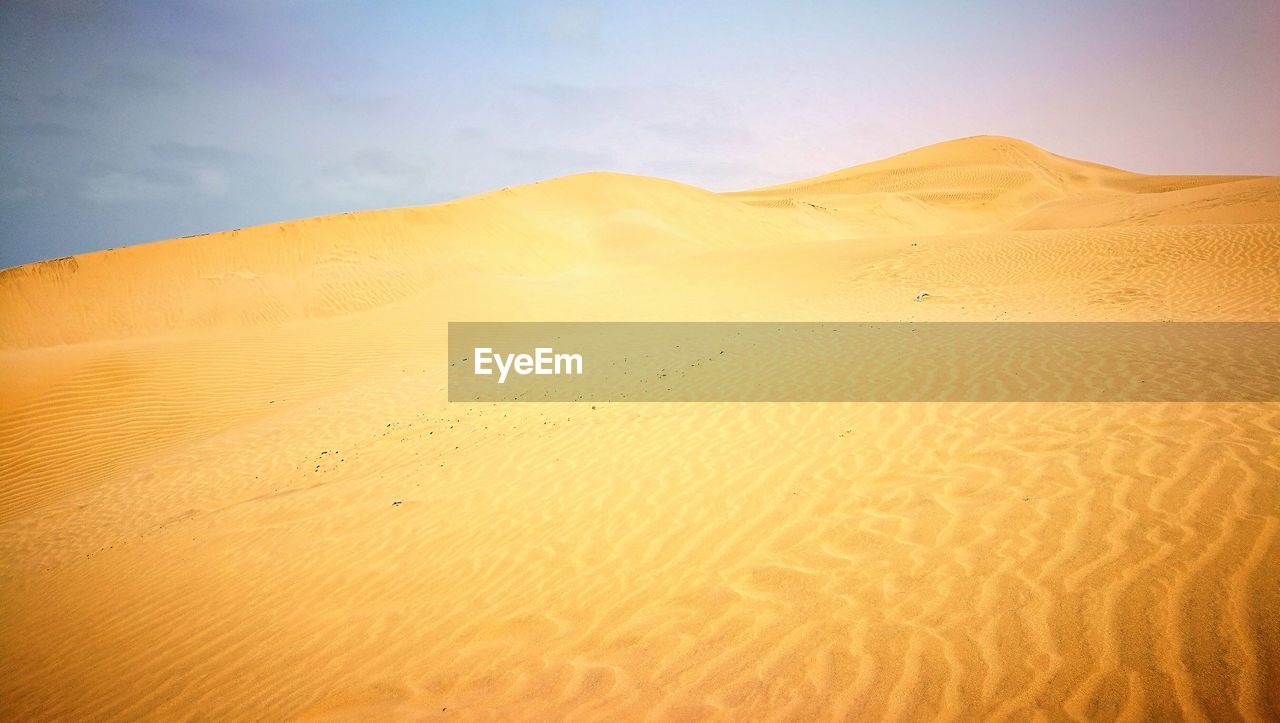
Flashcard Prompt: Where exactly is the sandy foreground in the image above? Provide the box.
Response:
[1,136,1277,720]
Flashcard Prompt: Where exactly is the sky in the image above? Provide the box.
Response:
[1,0,1277,268]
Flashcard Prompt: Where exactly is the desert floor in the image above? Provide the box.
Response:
[2,136,1278,720]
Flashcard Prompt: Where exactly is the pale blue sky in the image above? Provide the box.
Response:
[1,0,1277,267]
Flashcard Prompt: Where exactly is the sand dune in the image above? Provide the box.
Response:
[1,136,1278,720]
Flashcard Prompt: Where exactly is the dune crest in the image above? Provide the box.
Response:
[2,137,1278,720]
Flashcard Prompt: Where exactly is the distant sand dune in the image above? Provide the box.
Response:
[2,136,1278,720]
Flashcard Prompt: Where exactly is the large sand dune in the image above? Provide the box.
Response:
[1,136,1278,720]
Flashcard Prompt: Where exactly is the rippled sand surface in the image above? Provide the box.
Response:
[2,136,1278,720]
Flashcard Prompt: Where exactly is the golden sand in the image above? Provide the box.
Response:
[1,136,1277,720]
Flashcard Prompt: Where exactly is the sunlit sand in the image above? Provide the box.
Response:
[2,136,1277,719]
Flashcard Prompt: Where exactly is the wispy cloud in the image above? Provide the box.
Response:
[79,169,175,204]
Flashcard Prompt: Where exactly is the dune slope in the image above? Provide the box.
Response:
[2,136,1278,720]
